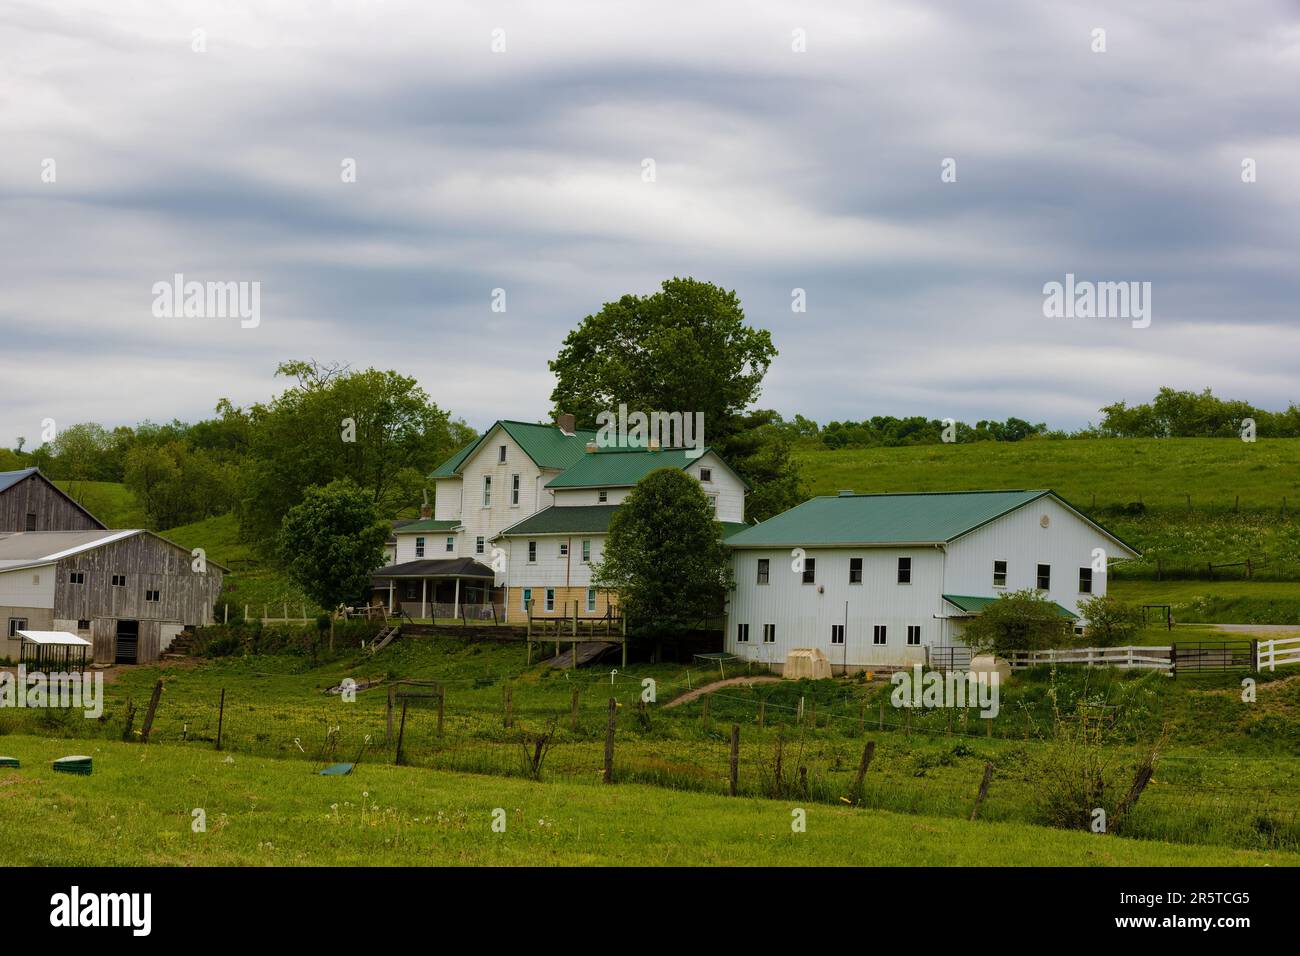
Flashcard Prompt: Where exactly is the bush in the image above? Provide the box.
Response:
[1079,595,1143,646]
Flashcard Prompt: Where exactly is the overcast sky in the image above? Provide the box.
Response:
[2,0,1298,445]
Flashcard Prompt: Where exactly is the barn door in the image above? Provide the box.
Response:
[114,619,140,664]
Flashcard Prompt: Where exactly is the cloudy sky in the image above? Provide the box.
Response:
[2,0,1298,444]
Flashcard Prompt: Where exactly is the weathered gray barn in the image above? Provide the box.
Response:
[0,529,225,665]
[0,468,106,532]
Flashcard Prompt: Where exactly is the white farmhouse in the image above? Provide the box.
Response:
[724,490,1138,673]
[371,415,749,622]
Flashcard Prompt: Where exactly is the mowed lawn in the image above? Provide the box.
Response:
[0,736,1292,867]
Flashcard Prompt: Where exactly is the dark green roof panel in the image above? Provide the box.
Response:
[725,490,1049,547]
[546,447,713,488]
[943,594,1078,620]
[428,421,598,478]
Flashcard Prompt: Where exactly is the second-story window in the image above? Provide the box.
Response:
[1037,564,1051,590]
[482,475,491,507]
[445,536,455,552]
[897,557,912,584]
[849,557,862,584]
[582,539,591,563]
[415,536,425,557]
[699,467,712,482]
[757,558,769,584]
[476,536,485,554]
[511,474,520,506]
[528,541,537,563]
[498,444,507,463]
[802,557,816,584]
[559,542,569,557]
[598,490,608,503]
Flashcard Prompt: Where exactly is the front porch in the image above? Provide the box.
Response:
[370,558,502,622]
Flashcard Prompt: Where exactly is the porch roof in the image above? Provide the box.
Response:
[371,557,495,580]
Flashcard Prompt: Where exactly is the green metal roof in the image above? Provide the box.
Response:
[498,505,750,540]
[545,447,724,488]
[428,421,598,478]
[943,594,1078,620]
[395,518,462,533]
[724,490,1051,548]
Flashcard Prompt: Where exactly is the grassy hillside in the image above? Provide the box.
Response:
[796,437,1300,510]
[53,479,148,528]
[4,735,1283,866]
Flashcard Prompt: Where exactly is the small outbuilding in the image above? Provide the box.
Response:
[17,630,91,673]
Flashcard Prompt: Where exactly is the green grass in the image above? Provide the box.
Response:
[0,735,1289,866]
[1111,580,1300,625]
[5,640,1298,857]
[53,479,147,528]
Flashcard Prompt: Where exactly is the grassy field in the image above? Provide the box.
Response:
[53,479,148,528]
[0,734,1290,866]
[4,639,1297,858]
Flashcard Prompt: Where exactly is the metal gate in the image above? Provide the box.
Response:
[1171,639,1255,676]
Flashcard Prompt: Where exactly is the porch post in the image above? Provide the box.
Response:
[453,577,460,619]
[388,581,394,614]
[421,578,427,620]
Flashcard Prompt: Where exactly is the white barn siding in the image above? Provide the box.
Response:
[726,547,944,672]
[433,479,462,521]
[943,496,1118,616]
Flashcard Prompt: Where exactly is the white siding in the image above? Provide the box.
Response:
[547,452,744,522]
[552,487,631,507]
[725,547,943,671]
[505,534,605,590]
[433,479,462,521]
[394,530,460,563]
[943,496,1125,616]
[0,564,56,609]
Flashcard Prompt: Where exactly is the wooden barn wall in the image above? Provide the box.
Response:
[56,535,223,664]
[0,474,104,532]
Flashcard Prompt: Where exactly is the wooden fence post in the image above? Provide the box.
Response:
[139,679,164,744]
[729,724,740,796]
[603,697,616,784]
[848,740,876,806]
[970,763,994,821]
[215,688,225,751]
[395,700,408,765]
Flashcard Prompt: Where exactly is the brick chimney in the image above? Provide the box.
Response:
[419,489,432,518]
[556,413,576,436]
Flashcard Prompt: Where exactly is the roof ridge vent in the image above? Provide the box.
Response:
[837,489,855,497]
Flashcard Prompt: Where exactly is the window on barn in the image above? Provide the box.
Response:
[802,558,816,584]
[831,624,845,645]
[145,589,160,603]
[68,571,85,585]
[415,536,426,557]
[873,625,887,645]
[77,620,90,631]
[993,560,1007,588]
[762,624,776,644]
[907,625,921,646]
[736,623,749,643]
[849,557,863,584]
[1078,567,1092,593]
[1037,564,1051,590]
[111,574,126,587]
[897,557,911,584]
[756,559,769,584]
[24,512,36,531]
[8,618,27,638]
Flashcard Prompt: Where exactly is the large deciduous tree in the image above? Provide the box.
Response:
[548,278,801,521]
[241,360,473,543]
[593,468,733,640]
[278,479,390,611]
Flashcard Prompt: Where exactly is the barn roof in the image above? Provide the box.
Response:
[0,467,40,493]
[724,489,1139,554]
[0,529,229,572]
[543,446,749,490]
[943,594,1078,619]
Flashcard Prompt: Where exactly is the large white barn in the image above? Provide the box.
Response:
[724,490,1139,673]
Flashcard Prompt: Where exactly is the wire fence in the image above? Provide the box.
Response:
[10,665,1292,855]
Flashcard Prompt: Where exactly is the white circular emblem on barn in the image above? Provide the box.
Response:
[1040,514,1051,528]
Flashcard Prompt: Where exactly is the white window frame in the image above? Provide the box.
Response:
[1078,567,1093,594]
[699,467,712,482]
[445,536,455,553]
[873,625,887,646]
[415,536,425,558]
[897,557,912,585]
[511,474,520,507]
[598,490,608,503]
[476,536,485,555]
[993,559,1007,588]
[545,589,555,612]
[831,624,845,645]
[737,623,749,643]
[559,542,569,557]
[586,588,597,613]
[1037,563,1051,591]
[482,475,492,507]
[498,444,507,463]
[528,541,537,563]
[906,625,921,646]
[581,539,591,563]
[762,623,776,644]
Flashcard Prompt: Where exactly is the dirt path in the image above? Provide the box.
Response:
[662,675,781,709]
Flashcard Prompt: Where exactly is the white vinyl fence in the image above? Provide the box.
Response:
[1004,646,1173,674]
[1258,635,1300,671]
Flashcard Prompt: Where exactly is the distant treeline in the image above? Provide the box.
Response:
[778,387,1300,449]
